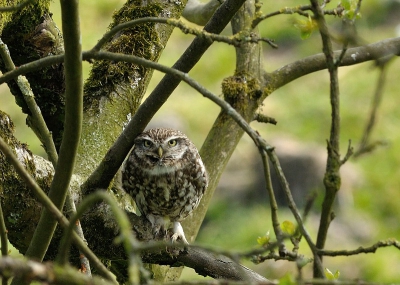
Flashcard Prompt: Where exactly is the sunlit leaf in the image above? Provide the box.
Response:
[325,268,340,280]
[257,231,270,246]
[341,0,351,10]
[279,273,296,285]
[341,0,361,19]
[293,15,318,40]
[281,220,296,235]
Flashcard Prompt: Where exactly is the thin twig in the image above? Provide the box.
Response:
[93,16,277,52]
[0,38,58,164]
[252,4,344,29]
[266,149,324,274]
[319,238,400,256]
[24,0,84,262]
[335,0,363,67]
[253,113,277,125]
[259,149,286,254]
[354,64,387,158]
[310,0,343,278]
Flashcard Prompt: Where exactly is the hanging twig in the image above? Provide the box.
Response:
[259,149,286,254]
[354,64,388,157]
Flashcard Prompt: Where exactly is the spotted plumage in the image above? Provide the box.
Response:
[122,128,208,243]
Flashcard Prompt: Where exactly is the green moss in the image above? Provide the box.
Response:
[83,0,163,110]
[0,1,66,149]
[221,75,262,107]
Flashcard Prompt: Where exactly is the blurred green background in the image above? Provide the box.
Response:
[2,0,400,282]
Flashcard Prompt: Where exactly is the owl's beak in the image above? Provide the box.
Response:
[157,146,163,158]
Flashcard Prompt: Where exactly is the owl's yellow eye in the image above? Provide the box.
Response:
[168,139,177,147]
[143,140,152,148]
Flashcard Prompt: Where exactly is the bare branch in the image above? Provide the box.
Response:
[268,37,400,91]
[0,39,58,170]
[253,113,277,125]
[319,239,400,256]
[259,149,286,253]
[354,64,388,158]
[266,149,323,273]
[143,246,269,282]
[252,4,344,29]
[23,0,83,263]
[310,0,341,278]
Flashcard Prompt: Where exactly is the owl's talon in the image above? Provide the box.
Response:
[171,222,189,244]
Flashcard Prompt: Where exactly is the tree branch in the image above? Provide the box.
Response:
[24,0,83,262]
[310,0,341,278]
[354,63,388,157]
[143,247,269,282]
[268,37,400,91]
[319,238,400,256]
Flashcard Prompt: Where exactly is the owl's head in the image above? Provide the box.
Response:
[132,128,195,175]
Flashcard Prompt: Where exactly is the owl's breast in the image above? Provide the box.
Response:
[129,169,204,221]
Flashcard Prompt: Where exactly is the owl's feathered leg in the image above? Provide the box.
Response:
[171,221,189,244]
[147,214,168,238]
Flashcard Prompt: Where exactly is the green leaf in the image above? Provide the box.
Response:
[257,231,270,246]
[293,16,318,40]
[325,268,340,280]
[341,0,361,19]
[281,220,296,235]
[341,0,351,10]
[279,274,296,285]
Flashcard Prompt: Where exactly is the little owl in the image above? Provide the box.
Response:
[122,128,208,244]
